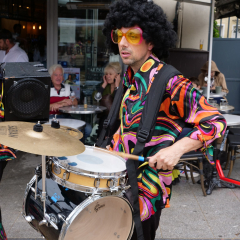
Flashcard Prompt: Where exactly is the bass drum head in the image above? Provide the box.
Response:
[60,196,134,240]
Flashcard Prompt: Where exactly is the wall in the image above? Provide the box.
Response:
[153,0,210,51]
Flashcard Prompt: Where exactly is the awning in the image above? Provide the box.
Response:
[215,0,240,19]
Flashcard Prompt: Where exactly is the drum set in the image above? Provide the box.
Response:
[0,121,134,240]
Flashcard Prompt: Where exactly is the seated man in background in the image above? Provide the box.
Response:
[198,60,229,93]
[49,64,92,142]
[49,64,78,116]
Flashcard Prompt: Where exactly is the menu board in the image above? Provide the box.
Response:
[86,67,104,81]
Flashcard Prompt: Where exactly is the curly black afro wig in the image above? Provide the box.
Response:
[103,0,177,60]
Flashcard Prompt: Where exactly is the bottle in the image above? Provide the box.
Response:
[84,96,87,109]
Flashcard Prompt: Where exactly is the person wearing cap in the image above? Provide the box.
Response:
[0,29,28,62]
[198,60,229,93]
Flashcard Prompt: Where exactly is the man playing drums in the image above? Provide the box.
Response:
[102,0,226,239]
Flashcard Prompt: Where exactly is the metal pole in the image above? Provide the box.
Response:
[227,17,230,38]
[41,155,46,217]
[207,0,215,101]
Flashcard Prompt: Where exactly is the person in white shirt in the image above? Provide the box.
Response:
[0,29,28,62]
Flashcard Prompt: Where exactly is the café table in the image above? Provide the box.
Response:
[206,113,240,195]
[44,118,86,130]
[58,105,107,126]
[218,105,235,114]
[203,92,227,98]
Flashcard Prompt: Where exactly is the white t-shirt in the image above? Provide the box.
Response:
[0,43,28,62]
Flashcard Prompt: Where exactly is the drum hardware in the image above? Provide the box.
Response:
[107,178,118,192]
[94,178,100,188]
[34,166,41,199]
[58,214,67,224]
[25,215,34,223]
[62,171,70,181]
[44,213,59,230]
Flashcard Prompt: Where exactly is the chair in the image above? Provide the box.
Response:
[178,151,207,196]
[224,134,240,177]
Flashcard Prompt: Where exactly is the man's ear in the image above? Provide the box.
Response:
[5,39,10,45]
[148,42,154,51]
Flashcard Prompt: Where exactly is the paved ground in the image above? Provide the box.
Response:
[1,150,240,240]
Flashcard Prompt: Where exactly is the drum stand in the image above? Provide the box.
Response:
[39,155,59,230]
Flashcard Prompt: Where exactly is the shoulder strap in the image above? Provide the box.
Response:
[133,64,182,155]
[128,64,182,240]
[96,82,124,148]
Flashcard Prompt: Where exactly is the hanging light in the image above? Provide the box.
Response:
[23,25,25,29]
[33,23,36,30]
[39,24,42,30]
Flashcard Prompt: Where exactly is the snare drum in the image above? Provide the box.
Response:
[50,146,126,193]
[23,176,134,240]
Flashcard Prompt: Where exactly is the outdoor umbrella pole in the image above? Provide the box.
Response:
[207,0,215,101]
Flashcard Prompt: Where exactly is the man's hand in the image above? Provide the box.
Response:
[148,145,182,170]
[62,99,72,106]
[148,137,203,170]
[50,102,62,112]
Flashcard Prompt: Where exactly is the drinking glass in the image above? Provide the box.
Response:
[70,92,76,108]
[94,92,102,112]
[200,39,204,50]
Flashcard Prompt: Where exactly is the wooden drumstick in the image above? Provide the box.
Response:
[111,151,148,162]
[94,146,148,162]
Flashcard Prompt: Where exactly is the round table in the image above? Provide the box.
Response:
[222,114,240,127]
[59,105,107,127]
[218,105,235,114]
[203,92,227,98]
[59,105,107,114]
[44,118,86,130]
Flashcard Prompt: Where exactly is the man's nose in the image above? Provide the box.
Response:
[118,35,128,48]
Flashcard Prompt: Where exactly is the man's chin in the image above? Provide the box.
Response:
[121,58,134,66]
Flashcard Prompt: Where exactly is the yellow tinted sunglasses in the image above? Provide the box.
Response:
[111,28,143,45]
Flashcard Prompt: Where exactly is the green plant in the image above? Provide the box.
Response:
[213,20,220,38]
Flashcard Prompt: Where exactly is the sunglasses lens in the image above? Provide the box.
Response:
[126,29,141,44]
[112,29,122,43]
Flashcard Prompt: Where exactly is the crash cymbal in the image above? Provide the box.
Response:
[0,121,85,156]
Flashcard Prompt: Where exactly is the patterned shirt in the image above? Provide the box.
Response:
[111,54,226,221]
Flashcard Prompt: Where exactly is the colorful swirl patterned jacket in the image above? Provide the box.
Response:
[110,54,227,221]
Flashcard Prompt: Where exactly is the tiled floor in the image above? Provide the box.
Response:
[1,150,240,239]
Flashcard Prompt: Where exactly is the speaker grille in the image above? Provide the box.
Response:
[7,78,49,119]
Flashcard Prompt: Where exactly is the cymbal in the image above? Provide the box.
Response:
[0,121,85,156]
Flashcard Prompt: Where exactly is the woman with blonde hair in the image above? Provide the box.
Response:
[94,62,122,137]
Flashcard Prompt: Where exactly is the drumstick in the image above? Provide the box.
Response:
[94,146,148,162]
[111,151,149,162]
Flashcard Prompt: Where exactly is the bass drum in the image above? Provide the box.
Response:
[23,176,134,240]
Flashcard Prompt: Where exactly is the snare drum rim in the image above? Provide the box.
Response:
[59,195,134,240]
[51,145,127,178]
[51,174,121,193]
[51,158,126,179]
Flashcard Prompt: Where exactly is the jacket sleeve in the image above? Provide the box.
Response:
[218,73,229,93]
[169,76,227,161]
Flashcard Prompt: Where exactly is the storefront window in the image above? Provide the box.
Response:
[58,0,114,101]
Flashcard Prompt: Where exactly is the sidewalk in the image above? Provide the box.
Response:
[1,150,240,240]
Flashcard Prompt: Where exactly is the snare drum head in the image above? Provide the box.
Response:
[62,196,133,240]
[56,146,126,174]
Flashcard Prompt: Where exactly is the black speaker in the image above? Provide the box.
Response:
[2,62,51,122]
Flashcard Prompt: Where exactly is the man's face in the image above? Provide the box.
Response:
[0,39,8,51]
[51,68,64,86]
[117,26,153,73]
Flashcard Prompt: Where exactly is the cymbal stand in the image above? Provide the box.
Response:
[39,155,47,226]
[39,155,58,230]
